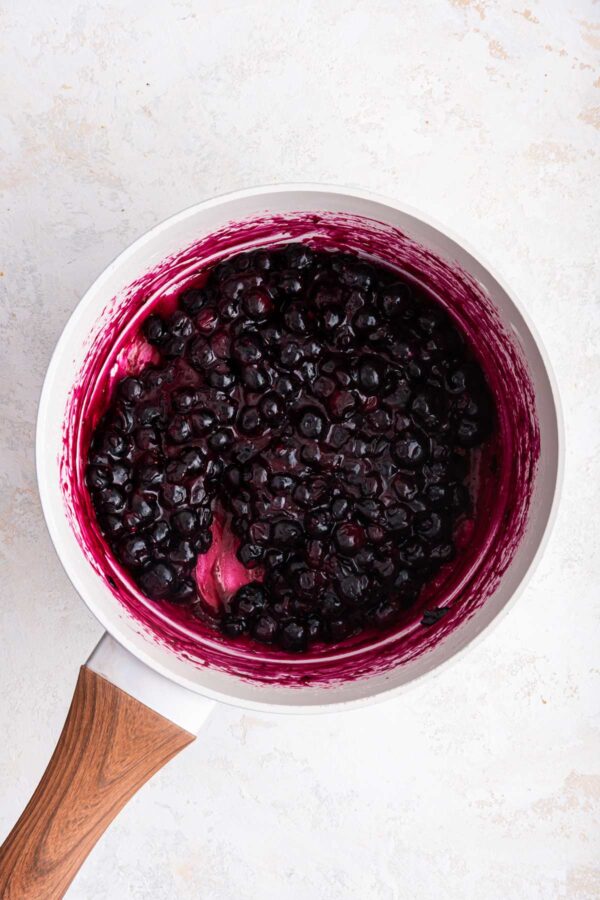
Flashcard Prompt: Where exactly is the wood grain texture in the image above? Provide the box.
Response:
[0,666,195,899]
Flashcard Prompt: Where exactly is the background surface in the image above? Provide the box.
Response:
[1,1,599,898]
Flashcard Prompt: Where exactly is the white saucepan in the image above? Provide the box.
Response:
[0,185,562,899]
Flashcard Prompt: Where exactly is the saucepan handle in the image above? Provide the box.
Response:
[0,634,214,899]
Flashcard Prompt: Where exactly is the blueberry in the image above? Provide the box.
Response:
[172,388,197,412]
[373,600,401,628]
[180,287,209,315]
[241,366,269,391]
[119,377,144,402]
[143,314,166,345]
[259,392,284,424]
[298,408,324,439]
[385,504,411,532]
[172,509,198,536]
[196,308,220,334]
[283,303,308,334]
[135,427,159,450]
[331,496,349,520]
[393,433,428,468]
[234,583,268,616]
[269,473,296,492]
[207,369,236,391]
[180,447,206,473]
[99,486,125,513]
[238,406,262,434]
[168,540,196,565]
[456,417,487,447]
[136,463,163,487]
[222,616,247,638]
[334,523,365,556]
[381,283,412,318]
[272,520,303,548]
[340,573,367,602]
[169,310,194,339]
[120,535,151,569]
[192,409,216,435]
[163,336,187,358]
[353,306,380,333]
[238,543,264,568]
[87,465,111,490]
[129,493,158,522]
[160,482,187,508]
[253,614,278,643]
[242,288,272,319]
[280,620,307,652]
[101,431,129,459]
[189,336,216,370]
[139,562,175,599]
[232,336,263,365]
[284,244,314,270]
[167,415,192,444]
[149,520,171,546]
[328,390,356,420]
[170,578,197,604]
[208,429,233,451]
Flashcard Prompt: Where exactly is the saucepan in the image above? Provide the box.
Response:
[0,185,563,898]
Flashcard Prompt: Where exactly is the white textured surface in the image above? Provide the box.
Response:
[1,1,599,897]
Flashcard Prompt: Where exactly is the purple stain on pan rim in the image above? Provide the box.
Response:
[59,211,539,686]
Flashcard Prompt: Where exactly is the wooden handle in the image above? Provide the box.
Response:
[0,666,195,899]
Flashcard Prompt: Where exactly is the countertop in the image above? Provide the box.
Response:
[1,1,598,897]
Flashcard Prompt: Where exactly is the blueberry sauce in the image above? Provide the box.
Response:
[86,244,495,653]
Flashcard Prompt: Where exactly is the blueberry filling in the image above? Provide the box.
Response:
[86,244,494,652]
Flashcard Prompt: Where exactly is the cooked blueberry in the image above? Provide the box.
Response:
[222,616,247,638]
[373,600,401,628]
[259,392,284,424]
[87,465,111,490]
[143,314,166,345]
[189,336,216,370]
[160,482,187,508]
[129,493,157,522]
[272,520,303,548]
[280,620,307,652]
[306,509,332,537]
[191,409,216,435]
[99,486,125,512]
[101,431,129,459]
[139,562,176,599]
[339,573,367,602]
[331,496,350,520]
[136,463,163,487]
[208,429,233,451]
[234,583,268,616]
[167,415,192,444]
[208,369,236,390]
[168,539,196,565]
[298,408,324,439]
[393,434,428,468]
[334,523,365,555]
[238,406,262,434]
[120,535,151,569]
[172,509,198,535]
[119,377,144,403]
[381,283,412,318]
[149,520,171,546]
[173,388,197,412]
[134,427,159,450]
[253,614,278,643]
[242,288,272,319]
[180,287,209,315]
